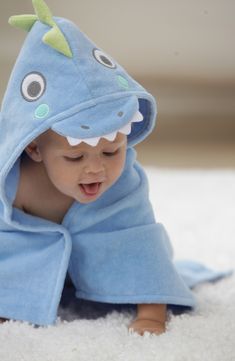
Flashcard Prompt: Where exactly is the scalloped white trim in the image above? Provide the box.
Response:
[66,110,143,147]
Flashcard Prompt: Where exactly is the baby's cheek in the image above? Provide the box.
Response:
[109,156,125,182]
[48,162,74,186]
[59,167,77,185]
[117,152,126,173]
[52,172,76,196]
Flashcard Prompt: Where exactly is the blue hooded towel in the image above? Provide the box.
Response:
[0,0,231,326]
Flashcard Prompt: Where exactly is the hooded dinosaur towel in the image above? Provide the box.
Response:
[0,0,228,326]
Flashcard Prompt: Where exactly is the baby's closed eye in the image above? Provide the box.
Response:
[102,149,119,156]
[64,149,119,161]
[63,155,83,162]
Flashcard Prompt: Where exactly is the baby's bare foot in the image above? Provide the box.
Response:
[128,318,166,336]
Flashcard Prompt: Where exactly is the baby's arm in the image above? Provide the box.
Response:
[128,303,167,336]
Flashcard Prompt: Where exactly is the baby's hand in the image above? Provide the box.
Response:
[128,318,166,336]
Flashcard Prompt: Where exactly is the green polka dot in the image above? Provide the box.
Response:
[35,104,49,119]
[117,75,129,89]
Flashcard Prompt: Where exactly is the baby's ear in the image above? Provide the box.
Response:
[24,140,43,162]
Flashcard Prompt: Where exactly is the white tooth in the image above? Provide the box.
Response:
[102,131,117,141]
[83,137,101,146]
[119,122,132,135]
[66,136,100,147]
[131,110,144,123]
[66,136,83,146]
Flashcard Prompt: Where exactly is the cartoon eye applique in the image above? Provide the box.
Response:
[92,48,116,69]
[21,72,46,102]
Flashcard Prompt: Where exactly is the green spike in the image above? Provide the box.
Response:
[43,25,73,58]
[32,0,55,27]
[32,0,72,58]
[8,15,38,32]
[8,0,73,59]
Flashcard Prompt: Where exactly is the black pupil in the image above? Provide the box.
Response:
[27,81,41,97]
[100,55,112,66]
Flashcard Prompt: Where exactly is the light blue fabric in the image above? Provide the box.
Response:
[0,1,231,326]
[175,260,233,288]
[0,148,197,326]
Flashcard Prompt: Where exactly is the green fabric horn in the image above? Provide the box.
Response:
[8,0,73,58]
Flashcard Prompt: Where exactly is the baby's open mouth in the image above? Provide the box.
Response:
[79,182,102,196]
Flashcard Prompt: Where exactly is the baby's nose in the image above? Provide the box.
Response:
[84,157,105,174]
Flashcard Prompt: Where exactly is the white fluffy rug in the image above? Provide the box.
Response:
[0,168,234,361]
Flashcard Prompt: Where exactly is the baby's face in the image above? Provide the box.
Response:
[31,130,127,203]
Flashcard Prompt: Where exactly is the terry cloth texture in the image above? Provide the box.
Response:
[0,148,197,326]
[0,0,229,326]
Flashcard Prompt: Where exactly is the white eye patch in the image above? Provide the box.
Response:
[93,48,116,69]
[21,72,46,102]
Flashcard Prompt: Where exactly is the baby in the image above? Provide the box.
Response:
[1,130,167,335]
[0,0,195,334]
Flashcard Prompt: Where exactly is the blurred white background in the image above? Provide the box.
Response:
[1,0,234,167]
